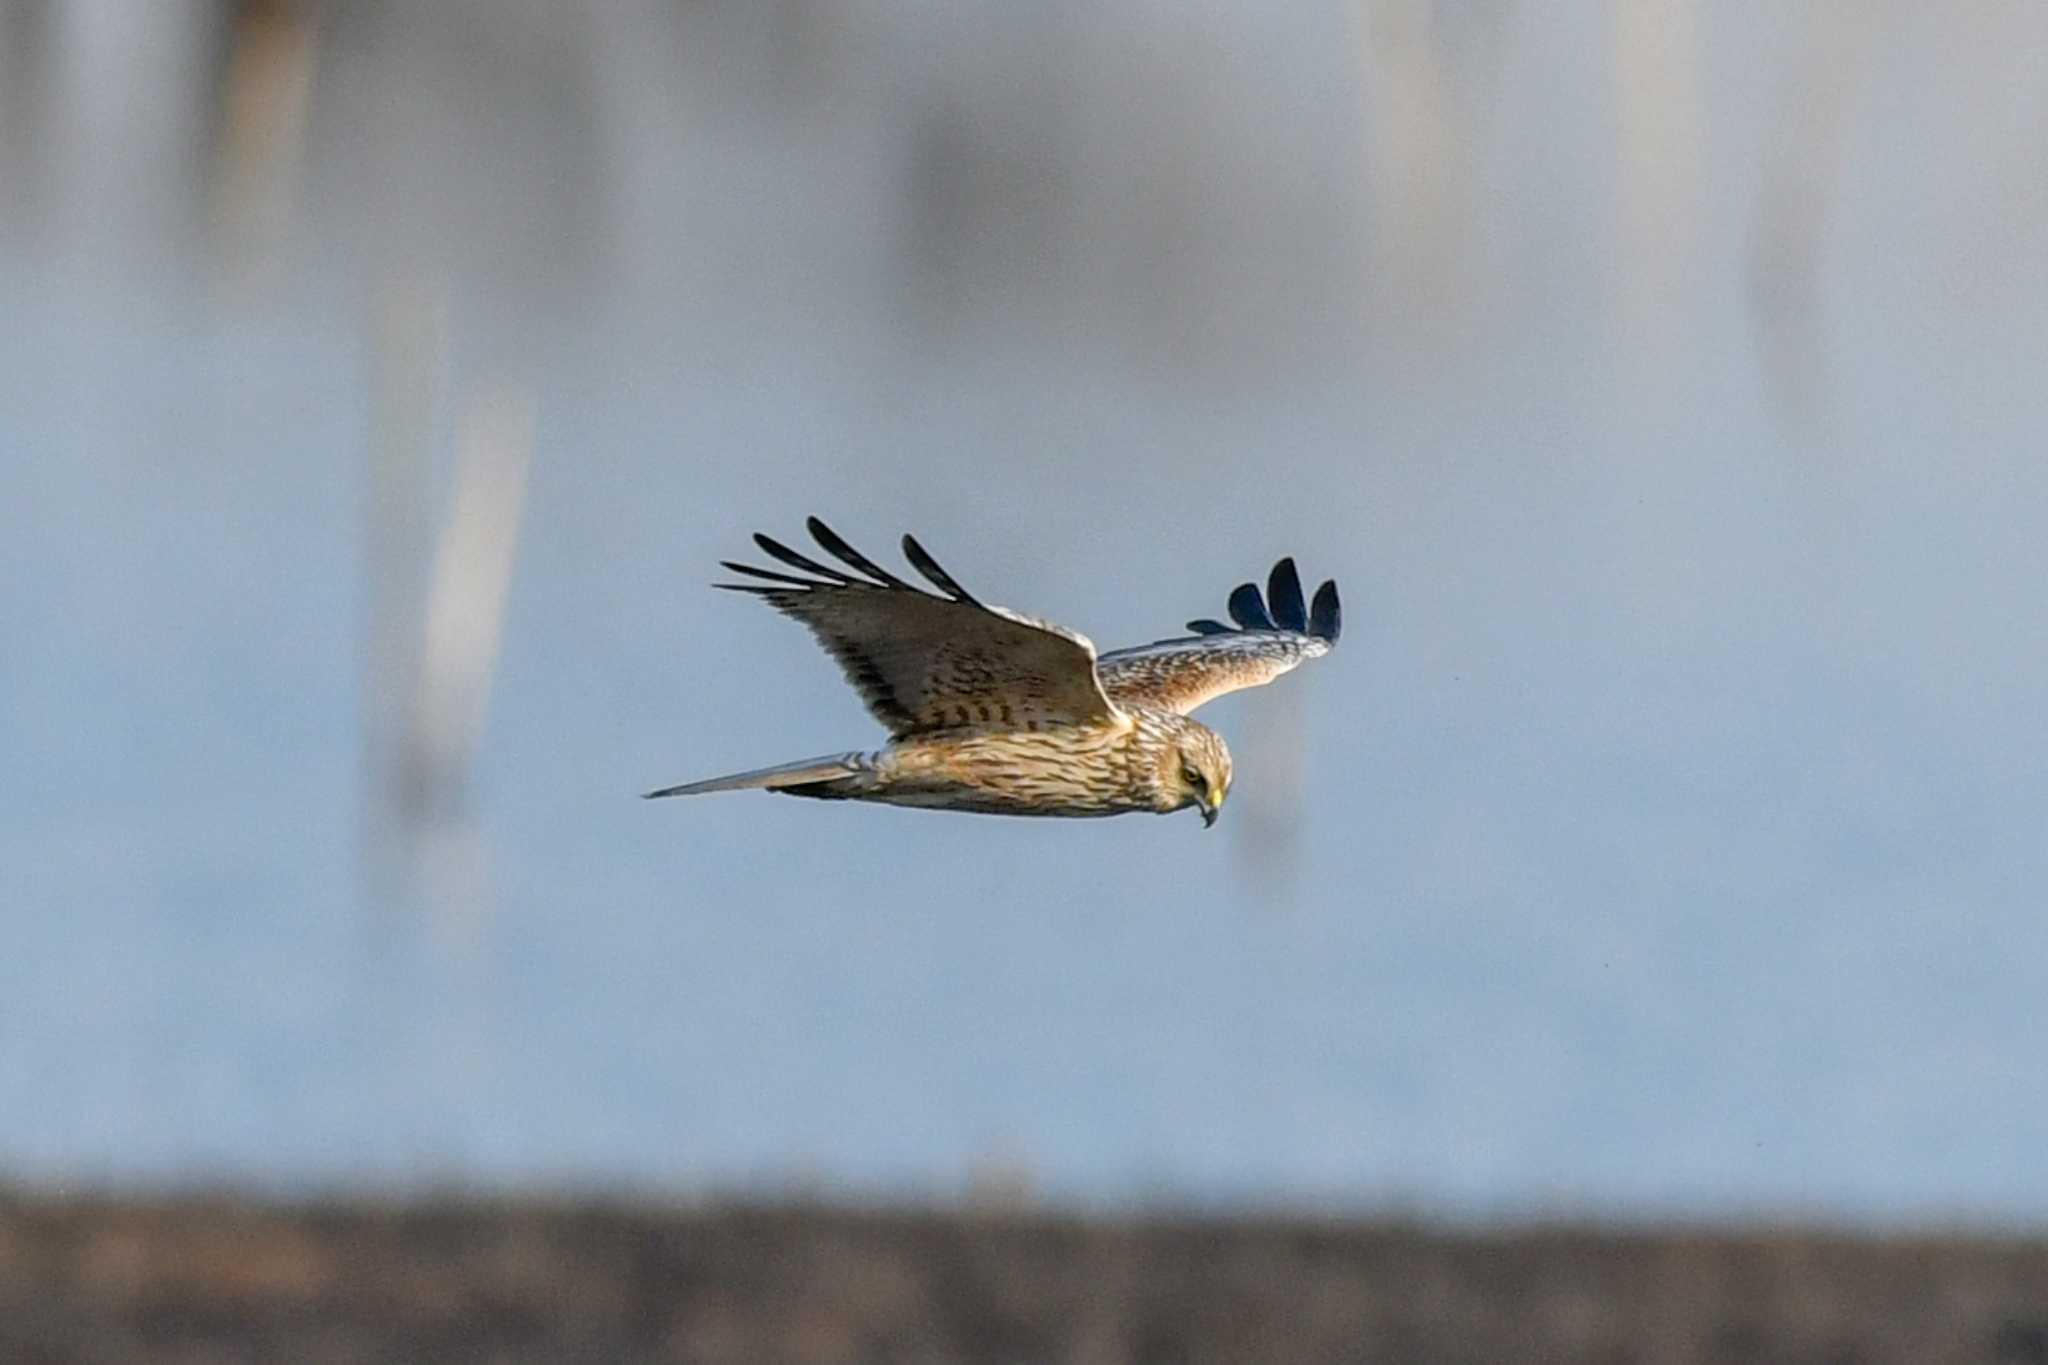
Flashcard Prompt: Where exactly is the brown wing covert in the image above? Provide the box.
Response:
[718,518,1122,737]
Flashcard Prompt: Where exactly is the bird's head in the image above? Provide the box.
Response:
[1153,718,1233,827]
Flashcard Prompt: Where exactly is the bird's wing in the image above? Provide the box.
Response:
[1096,557,1340,716]
[718,518,1123,737]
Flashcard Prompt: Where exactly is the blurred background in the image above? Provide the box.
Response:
[5,0,2047,1238]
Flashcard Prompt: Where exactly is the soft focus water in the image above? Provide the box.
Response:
[4,1,2046,1222]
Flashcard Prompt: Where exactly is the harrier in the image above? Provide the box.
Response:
[644,518,1340,827]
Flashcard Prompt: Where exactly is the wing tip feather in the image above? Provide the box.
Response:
[715,521,1002,615]
[1266,557,1308,632]
[1225,583,1274,631]
[806,516,913,589]
[1196,560,1341,645]
[901,533,981,604]
[1309,579,1341,643]
[752,531,859,585]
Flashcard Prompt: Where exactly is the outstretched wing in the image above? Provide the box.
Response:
[718,517,1123,737]
[1096,557,1340,715]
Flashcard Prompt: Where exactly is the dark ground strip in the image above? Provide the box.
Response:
[1,1191,2044,1364]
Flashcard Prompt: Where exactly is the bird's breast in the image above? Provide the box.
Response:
[872,723,1149,816]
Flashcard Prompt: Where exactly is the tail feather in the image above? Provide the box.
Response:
[643,752,865,800]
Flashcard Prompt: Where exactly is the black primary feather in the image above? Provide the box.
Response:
[806,517,915,590]
[720,560,819,587]
[1309,580,1341,643]
[1179,559,1339,642]
[1266,557,1307,632]
[1227,583,1274,630]
[900,534,981,604]
[752,532,860,585]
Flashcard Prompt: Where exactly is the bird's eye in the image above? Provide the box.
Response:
[1182,766,1204,788]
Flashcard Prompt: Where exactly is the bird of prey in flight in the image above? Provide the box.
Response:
[645,518,1340,827]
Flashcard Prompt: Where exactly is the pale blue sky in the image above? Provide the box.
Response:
[3,1,2045,1222]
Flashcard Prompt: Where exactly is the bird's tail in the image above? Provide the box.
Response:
[642,752,868,800]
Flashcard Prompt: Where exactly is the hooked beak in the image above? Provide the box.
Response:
[1200,782,1225,828]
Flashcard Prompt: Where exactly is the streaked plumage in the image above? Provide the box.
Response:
[645,518,1340,827]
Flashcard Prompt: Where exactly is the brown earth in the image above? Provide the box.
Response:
[1,1190,2045,1364]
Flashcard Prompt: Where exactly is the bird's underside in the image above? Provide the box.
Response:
[772,723,1152,818]
[644,517,1340,826]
